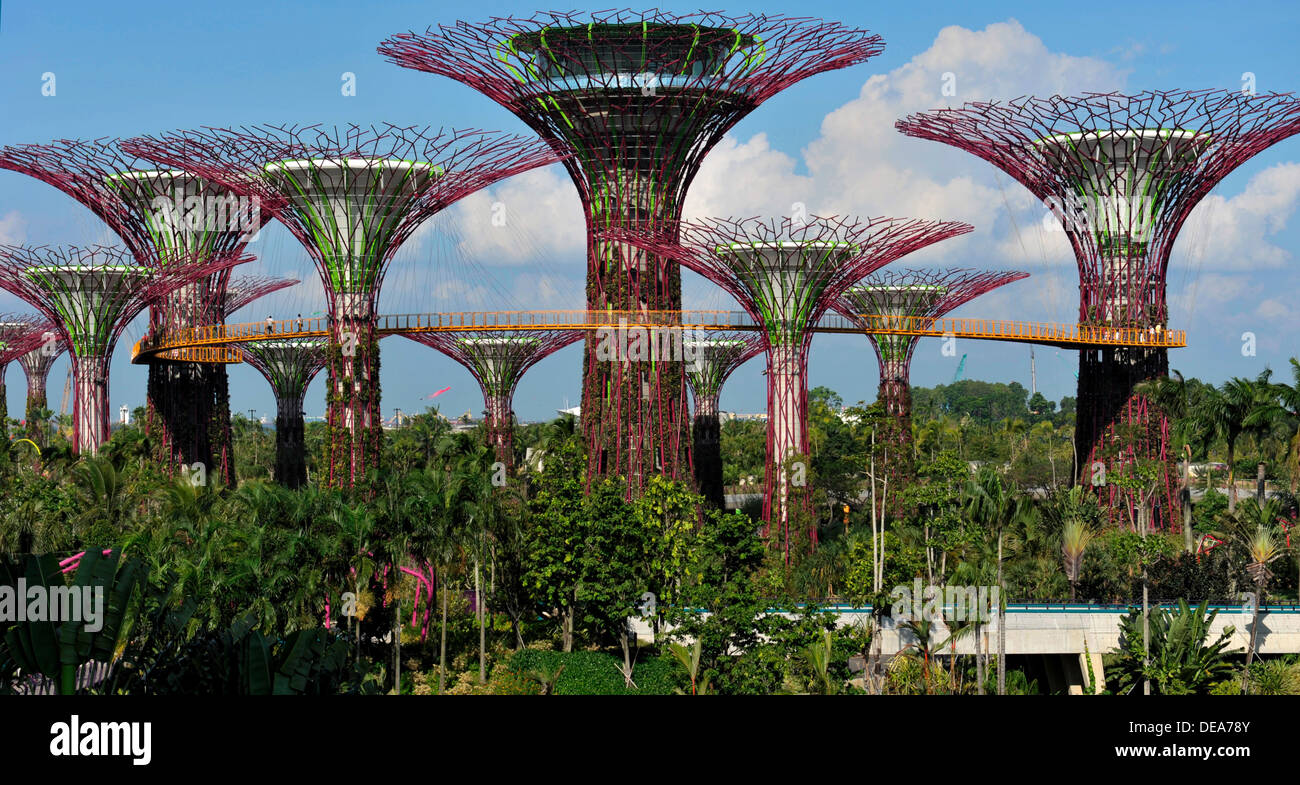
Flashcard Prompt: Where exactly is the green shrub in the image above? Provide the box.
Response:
[507,649,681,695]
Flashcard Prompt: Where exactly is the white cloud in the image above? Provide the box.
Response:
[685,19,1130,270]
[0,211,27,245]
[1177,162,1300,271]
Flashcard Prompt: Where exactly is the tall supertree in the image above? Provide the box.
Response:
[17,332,66,445]
[615,215,973,560]
[379,11,886,492]
[407,329,581,469]
[238,338,327,489]
[0,139,269,480]
[0,317,57,437]
[897,89,1300,528]
[835,268,1028,502]
[683,331,764,509]
[0,245,245,454]
[190,274,300,485]
[123,125,562,490]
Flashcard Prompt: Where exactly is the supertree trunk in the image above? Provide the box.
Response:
[581,216,689,492]
[765,340,811,561]
[73,355,109,455]
[484,393,514,469]
[692,392,725,509]
[878,358,915,515]
[209,363,236,487]
[19,344,59,445]
[24,377,46,443]
[0,364,8,439]
[276,390,308,489]
[147,361,214,474]
[327,300,382,490]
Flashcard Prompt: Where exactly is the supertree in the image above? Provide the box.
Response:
[17,331,66,445]
[897,89,1300,528]
[407,329,582,469]
[835,268,1028,503]
[0,245,246,454]
[682,331,764,508]
[238,338,328,489]
[166,273,299,485]
[0,316,57,436]
[379,10,886,492]
[613,215,973,560]
[0,138,270,480]
[123,125,563,490]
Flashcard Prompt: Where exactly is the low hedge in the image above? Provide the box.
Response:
[506,649,680,695]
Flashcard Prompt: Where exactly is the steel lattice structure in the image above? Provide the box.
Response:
[683,330,764,509]
[897,89,1300,529]
[0,137,269,481]
[379,11,886,493]
[407,329,581,467]
[0,316,57,437]
[223,275,299,321]
[615,215,972,560]
[238,338,328,489]
[0,245,246,454]
[17,331,66,445]
[123,124,563,490]
[836,268,1028,501]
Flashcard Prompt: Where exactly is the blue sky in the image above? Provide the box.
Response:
[1,1,1298,425]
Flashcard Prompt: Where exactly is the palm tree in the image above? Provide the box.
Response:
[1243,525,1283,678]
[1197,372,1274,511]
[1247,357,1300,493]
[963,468,1033,695]
[1061,518,1094,601]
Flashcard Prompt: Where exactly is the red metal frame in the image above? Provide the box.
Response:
[683,330,764,508]
[0,136,270,480]
[406,329,581,467]
[379,11,886,494]
[897,89,1300,530]
[613,215,972,560]
[0,244,248,454]
[835,267,1028,506]
[123,125,563,490]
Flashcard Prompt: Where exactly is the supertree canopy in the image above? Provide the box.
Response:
[0,316,57,436]
[17,331,66,444]
[0,138,269,481]
[682,331,764,509]
[379,10,886,492]
[238,338,328,489]
[123,124,563,490]
[223,275,299,321]
[615,215,972,560]
[407,329,581,469]
[897,89,1300,528]
[0,245,246,454]
[836,268,1028,501]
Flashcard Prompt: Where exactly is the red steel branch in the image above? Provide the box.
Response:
[123,125,564,489]
[611,215,972,560]
[379,11,886,492]
[406,329,581,468]
[683,330,765,509]
[0,245,249,454]
[897,89,1300,530]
